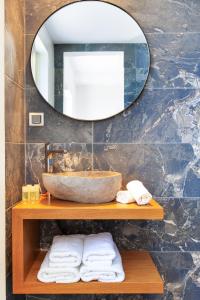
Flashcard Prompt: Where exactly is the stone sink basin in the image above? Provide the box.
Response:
[42,171,122,203]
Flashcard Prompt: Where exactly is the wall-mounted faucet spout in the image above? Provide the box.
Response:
[45,143,67,173]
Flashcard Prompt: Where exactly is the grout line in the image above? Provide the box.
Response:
[25,86,200,91]
[146,32,200,35]
[77,142,200,146]
[5,206,12,212]
[5,142,26,145]
[5,75,24,90]
[25,32,200,36]
[24,142,45,145]
[149,250,200,253]
[24,142,200,145]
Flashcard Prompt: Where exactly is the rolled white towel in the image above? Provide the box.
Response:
[37,251,80,283]
[49,234,84,267]
[82,232,116,266]
[80,244,125,282]
[126,180,152,205]
[116,190,135,204]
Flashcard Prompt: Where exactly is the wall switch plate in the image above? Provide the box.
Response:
[29,112,44,126]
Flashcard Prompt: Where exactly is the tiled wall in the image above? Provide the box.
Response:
[24,0,200,299]
[5,0,26,299]
[54,43,149,111]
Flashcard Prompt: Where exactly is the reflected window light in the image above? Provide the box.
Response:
[63,89,73,115]
[63,51,124,120]
[31,35,49,100]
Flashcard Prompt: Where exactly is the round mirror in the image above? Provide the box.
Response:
[31,1,150,121]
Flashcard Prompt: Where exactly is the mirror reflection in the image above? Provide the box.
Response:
[31,1,150,121]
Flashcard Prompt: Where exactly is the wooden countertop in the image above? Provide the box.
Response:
[13,198,164,220]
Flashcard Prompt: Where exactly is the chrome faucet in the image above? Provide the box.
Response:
[45,143,67,173]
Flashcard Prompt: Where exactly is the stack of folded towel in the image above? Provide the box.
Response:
[37,232,125,284]
[116,180,152,205]
[37,234,84,283]
[81,232,125,282]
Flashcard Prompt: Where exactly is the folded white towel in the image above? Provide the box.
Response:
[126,180,152,205]
[82,232,116,266]
[80,244,125,282]
[49,234,84,267]
[37,251,80,283]
[116,190,135,204]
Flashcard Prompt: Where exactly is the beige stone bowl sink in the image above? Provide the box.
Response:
[42,171,122,203]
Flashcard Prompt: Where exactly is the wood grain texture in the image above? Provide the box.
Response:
[12,211,40,292]
[15,251,163,294]
[13,198,164,220]
[5,0,24,87]
[23,220,40,278]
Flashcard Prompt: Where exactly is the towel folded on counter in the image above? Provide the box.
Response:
[37,251,80,283]
[127,180,152,205]
[82,232,116,266]
[80,244,125,282]
[116,190,135,204]
[49,234,84,267]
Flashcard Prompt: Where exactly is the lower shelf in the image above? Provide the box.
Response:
[18,251,163,294]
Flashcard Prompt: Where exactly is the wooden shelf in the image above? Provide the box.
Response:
[12,198,164,294]
[13,198,164,220]
[15,251,163,294]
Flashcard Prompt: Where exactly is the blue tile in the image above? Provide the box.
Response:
[93,143,199,197]
[146,33,200,89]
[94,89,200,144]
[126,0,200,33]
[26,88,92,143]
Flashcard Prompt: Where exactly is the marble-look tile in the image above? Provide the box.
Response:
[25,0,200,35]
[116,0,200,34]
[41,198,200,252]
[147,59,200,90]
[93,144,145,189]
[147,33,200,60]
[146,33,200,89]
[48,143,92,172]
[152,251,200,300]
[120,198,200,252]
[93,143,200,197]
[5,77,24,143]
[26,87,92,143]
[40,220,62,249]
[26,143,92,190]
[143,144,200,197]
[25,0,78,34]
[5,143,25,208]
[26,143,45,187]
[94,89,200,144]
[5,0,24,87]
[40,219,118,250]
